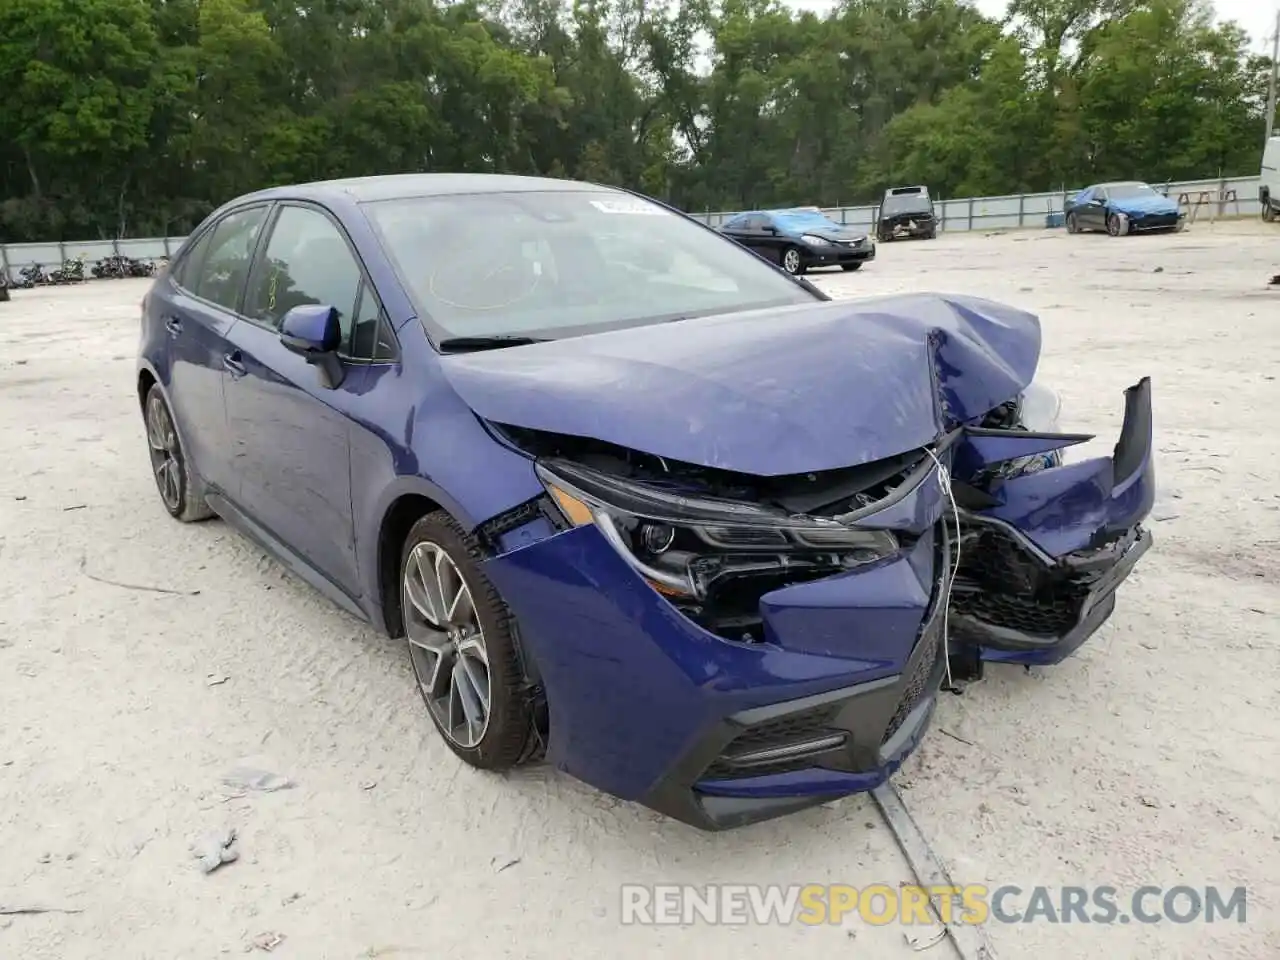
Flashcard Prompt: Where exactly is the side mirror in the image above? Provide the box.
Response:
[280,303,345,388]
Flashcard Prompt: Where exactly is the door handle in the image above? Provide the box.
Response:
[222,352,247,378]
[164,317,182,335]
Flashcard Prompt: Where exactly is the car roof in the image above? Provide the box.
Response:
[234,173,613,205]
[1092,181,1149,189]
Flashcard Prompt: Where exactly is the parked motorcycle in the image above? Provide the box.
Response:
[92,254,129,279]
[92,254,157,279]
[48,257,85,284]
[17,264,50,287]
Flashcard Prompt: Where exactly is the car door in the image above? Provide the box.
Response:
[1085,188,1108,229]
[221,202,395,600]
[162,204,271,496]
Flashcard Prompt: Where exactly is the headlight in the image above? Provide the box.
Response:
[1018,379,1063,433]
[536,460,899,599]
[800,234,830,246]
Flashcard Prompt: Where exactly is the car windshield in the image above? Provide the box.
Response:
[1106,183,1159,199]
[363,190,817,341]
[881,193,932,215]
[772,211,844,231]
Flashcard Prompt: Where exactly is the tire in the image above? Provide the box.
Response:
[1107,213,1126,237]
[143,384,215,522]
[926,227,937,239]
[1066,212,1079,234]
[400,511,533,770]
[841,262,862,272]
[781,246,806,275]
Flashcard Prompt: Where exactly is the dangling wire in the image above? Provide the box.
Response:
[922,446,963,690]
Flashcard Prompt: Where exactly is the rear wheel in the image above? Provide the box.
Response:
[400,511,532,769]
[144,384,214,522]
[781,246,805,275]
[841,262,863,272]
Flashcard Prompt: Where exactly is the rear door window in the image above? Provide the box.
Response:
[189,206,270,311]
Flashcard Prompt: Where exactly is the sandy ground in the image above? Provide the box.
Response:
[1,221,1277,959]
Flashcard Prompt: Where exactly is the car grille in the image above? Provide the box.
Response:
[1133,212,1179,229]
[951,526,1089,637]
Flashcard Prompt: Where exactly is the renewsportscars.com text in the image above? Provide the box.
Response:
[619,883,1247,926]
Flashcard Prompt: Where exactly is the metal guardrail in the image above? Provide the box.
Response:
[0,176,1263,280]
[1,236,186,282]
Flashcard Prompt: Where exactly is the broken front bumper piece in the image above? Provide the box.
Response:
[948,377,1155,667]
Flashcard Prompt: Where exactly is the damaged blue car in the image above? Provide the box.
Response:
[137,174,1154,830]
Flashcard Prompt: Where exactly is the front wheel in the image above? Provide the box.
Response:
[400,512,533,769]
[841,262,863,272]
[1066,212,1079,234]
[1107,213,1126,236]
[781,246,806,275]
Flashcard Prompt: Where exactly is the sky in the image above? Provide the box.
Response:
[784,0,1280,51]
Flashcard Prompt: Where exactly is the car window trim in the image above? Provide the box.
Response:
[241,199,399,364]
[170,202,274,316]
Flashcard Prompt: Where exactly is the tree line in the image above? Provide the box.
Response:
[0,0,1273,243]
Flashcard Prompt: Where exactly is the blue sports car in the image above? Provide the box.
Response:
[1064,181,1186,236]
[138,174,1154,830]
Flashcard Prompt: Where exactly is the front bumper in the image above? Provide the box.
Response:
[1125,211,1183,231]
[480,379,1154,829]
[806,240,876,267]
[483,489,953,831]
[879,214,936,238]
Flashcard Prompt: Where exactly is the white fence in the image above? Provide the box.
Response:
[690,175,1263,231]
[0,175,1263,280]
[1,236,187,282]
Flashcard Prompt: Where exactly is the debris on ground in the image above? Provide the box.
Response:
[0,904,83,916]
[221,762,294,793]
[190,826,239,873]
[205,673,230,686]
[249,931,286,952]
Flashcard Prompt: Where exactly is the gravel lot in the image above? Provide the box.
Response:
[1,221,1277,959]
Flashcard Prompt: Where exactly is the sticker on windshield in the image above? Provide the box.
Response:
[589,199,668,216]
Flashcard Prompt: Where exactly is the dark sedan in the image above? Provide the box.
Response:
[718,208,876,275]
[1064,181,1186,236]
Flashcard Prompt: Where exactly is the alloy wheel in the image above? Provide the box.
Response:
[146,393,182,512]
[783,248,802,274]
[403,541,492,749]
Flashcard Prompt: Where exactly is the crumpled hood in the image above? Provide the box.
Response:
[1112,194,1178,216]
[439,293,1042,476]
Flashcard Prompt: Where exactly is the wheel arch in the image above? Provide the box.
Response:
[375,490,444,638]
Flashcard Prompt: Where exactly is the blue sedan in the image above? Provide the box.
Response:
[138,174,1154,829]
[1064,181,1186,236]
